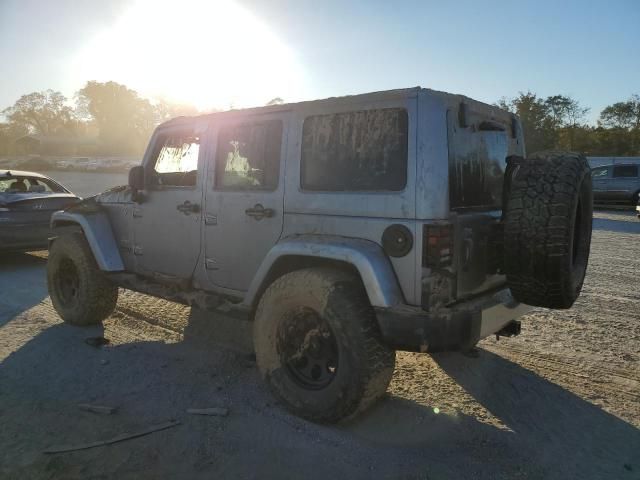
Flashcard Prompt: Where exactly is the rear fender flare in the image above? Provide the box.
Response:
[244,235,404,309]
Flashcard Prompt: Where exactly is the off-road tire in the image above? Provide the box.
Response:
[47,232,118,325]
[253,268,396,423]
[504,151,593,309]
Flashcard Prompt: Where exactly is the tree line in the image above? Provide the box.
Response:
[1,81,639,157]
[0,81,200,156]
[497,92,640,156]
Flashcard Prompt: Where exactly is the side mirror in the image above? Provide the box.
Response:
[128,166,144,190]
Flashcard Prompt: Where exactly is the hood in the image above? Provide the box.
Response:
[94,185,132,204]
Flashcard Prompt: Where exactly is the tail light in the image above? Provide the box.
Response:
[423,224,453,268]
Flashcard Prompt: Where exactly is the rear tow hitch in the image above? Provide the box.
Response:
[495,320,521,340]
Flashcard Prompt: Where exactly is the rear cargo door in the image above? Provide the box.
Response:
[446,108,517,299]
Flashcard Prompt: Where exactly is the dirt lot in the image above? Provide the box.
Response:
[0,210,639,480]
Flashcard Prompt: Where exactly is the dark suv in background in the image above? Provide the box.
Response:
[592,163,640,206]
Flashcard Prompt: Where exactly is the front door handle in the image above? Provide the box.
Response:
[176,201,200,215]
[245,204,275,220]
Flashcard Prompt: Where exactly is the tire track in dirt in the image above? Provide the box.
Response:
[486,344,640,401]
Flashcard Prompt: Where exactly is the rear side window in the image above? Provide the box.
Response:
[613,165,638,178]
[301,108,408,191]
[215,120,282,190]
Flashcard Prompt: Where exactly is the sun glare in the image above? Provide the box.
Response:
[71,0,306,110]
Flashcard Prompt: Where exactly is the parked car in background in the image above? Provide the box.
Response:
[55,159,73,170]
[18,156,52,171]
[0,170,81,252]
[592,163,640,206]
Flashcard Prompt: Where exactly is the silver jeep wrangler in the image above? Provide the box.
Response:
[47,87,593,422]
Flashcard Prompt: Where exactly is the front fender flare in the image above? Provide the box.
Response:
[51,211,124,271]
[244,235,404,309]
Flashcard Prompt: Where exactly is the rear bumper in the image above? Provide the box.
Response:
[0,223,50,252]
[375,288,533,352]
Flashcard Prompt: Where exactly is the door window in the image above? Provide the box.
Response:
[215,120,283,190]
[149,132,200,187]
[612,165,638,178]
[591,167,609,179]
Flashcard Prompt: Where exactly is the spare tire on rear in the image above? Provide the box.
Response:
[503,151,593,309]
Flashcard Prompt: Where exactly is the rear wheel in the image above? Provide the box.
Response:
[504,151,593,309]
[47,232,118,325]
[253,268,395,423]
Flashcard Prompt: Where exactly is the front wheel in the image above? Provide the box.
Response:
[253,268,395,423]
[47,232,118,326]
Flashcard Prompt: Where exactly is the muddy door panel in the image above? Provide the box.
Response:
[132,126,205,281]
[204,115,287,291]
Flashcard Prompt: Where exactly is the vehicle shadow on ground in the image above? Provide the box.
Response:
[0,320,520,479]
[2,311,639,480]
[0,252,48,327]
[345,346,640,478]
[431,349,640,479]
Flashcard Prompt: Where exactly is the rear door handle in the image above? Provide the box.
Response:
[245,204,275,220]
[176,201,200,215]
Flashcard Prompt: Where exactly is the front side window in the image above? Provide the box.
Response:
[215,120,282,190]
[301,108,408,191]
[613,165,638,178]
[591,167,609,179]
[150,132,200,187]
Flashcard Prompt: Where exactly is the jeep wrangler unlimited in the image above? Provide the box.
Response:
[47,87,593,422]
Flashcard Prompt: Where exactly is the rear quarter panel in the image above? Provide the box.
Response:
[281,93,419,304]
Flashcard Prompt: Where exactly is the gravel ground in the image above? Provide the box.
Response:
[0,210,638,479]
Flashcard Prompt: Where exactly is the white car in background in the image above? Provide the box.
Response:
[55,159,74,170]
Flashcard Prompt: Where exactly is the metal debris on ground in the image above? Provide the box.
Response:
[43,420,180,454]
[77,404,117,415]
[186,407,229,417]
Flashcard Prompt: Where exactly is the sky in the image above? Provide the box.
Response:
[1,0,639,123]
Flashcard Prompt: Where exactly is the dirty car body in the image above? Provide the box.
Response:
[48,87,593,422]
[53,88,528,351]
[0,170,80,252]
[51,88,531,351]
